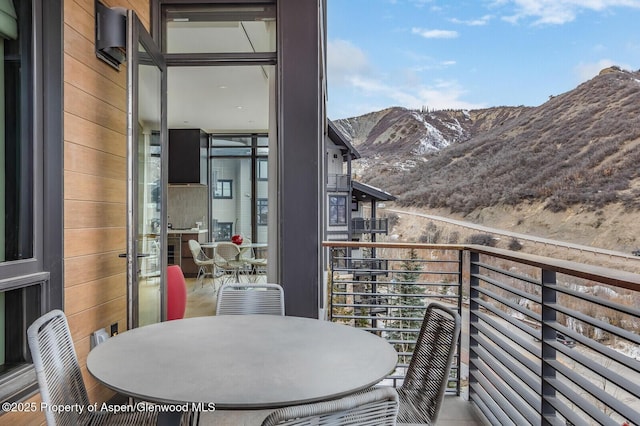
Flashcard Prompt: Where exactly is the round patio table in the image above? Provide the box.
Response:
[87,315,397,411]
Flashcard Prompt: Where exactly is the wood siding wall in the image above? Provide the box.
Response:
[4,2,150,425]
[64,0,150,405]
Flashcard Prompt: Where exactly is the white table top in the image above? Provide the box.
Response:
[201,242,267,249]
[86,315,397,410]
[167,228,208,235]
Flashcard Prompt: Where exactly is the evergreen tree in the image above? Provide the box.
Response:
[388,248,426,365]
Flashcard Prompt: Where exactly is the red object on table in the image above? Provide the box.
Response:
[231,234,243,245]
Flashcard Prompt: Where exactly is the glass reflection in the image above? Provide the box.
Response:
[136,42,163,327]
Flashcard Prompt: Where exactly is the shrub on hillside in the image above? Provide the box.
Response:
[466,234,497,247]
[509,238,523,251]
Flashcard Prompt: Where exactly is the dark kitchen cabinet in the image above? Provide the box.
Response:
[169,129,208,184]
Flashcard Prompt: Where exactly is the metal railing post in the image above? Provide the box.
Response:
[469,250,480,400]
[541,268,557,425]
[329,247,335,322]
[456,249,464,396]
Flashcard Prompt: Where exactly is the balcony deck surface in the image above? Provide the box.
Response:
[198,395,485,425]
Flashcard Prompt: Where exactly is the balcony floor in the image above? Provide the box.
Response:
[198,395,485,425]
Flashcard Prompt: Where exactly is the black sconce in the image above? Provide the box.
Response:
[95,0,126,70]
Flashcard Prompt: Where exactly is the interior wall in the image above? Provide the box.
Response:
[63,0,151,406]
[168,186,208,229]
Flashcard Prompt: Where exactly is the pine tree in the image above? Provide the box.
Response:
[388,248,426,366]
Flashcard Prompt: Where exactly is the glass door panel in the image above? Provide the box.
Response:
[127,11,167,328]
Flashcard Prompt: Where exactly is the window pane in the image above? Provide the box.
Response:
[257,198,268,226]
[2,0,33,262]
[210,135,269,245]
[211,157,251,237]
[257,158,267,181]
[165,5,276,54]
[330,196,347,225]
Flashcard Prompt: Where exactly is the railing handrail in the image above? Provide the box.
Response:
[323,241,640,291]
[325,240,640,424]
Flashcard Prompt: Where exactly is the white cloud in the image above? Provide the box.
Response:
[495,0,640,25]
[327,36,479,118]
[411,28,459,39]
[574,59,633,81]
[328,39,371,86]
[347,75,484,111]
[450,15,493,26]
[409,0,434,7]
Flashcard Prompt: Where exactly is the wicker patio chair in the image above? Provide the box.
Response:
[216,282,285,316]
[27,309,191,426]
[188,239,219,289]
[260,387,399,426]
[239,238,268,280]
[214,241,250,282]
[396,302,461,425]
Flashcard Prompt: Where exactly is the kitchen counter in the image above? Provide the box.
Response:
[168,228,208,235]
[167,229,208,277]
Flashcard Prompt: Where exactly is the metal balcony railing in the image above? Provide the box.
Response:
[351,217,389,234]
[324,241,640,426]
[327,174,351,192]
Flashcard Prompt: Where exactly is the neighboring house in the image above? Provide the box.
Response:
[323,121,395,294]
[351,180,396,242]
[1,0,327,421]
[324,121,395,244]
[325,120,360,242]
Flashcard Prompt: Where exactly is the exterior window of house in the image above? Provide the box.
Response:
[210,134,269,245]
[214,179,232,199]
[257,158,267,181]
[2,0,35,384]
[329,196,347,225]
[2,0,33,263]
[1,0,62,403]
[215,222,233,241]
[257,198,268,225]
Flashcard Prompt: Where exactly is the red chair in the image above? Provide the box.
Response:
[167,265,187,320]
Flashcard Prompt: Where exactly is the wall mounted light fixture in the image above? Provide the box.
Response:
[95,0,126,70]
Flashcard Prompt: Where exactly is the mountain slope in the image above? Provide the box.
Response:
[335,105,530,173]
[341,67,640,215]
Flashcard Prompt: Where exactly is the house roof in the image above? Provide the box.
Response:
[328,120,361,160]
[352,180,396,202]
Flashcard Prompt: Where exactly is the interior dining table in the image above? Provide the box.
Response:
[201,241,268,251]
[86,315,398,426]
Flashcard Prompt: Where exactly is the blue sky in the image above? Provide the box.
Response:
[327,0,640,119]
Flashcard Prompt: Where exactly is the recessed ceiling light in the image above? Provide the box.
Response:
[218,85,227,89]
[236,106,243,110]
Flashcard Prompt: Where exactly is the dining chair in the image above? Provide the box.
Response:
[396,302,461,425]
[26,309,191,426]
[216,282,285,316]
[239,238,268,280]
[260,387,399,426]
[167,265,187,320]
[188,239,217,289]
[214,242,249,281]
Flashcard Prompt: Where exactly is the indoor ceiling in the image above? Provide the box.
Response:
[168,65,271,133]
[165,6,275,133]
